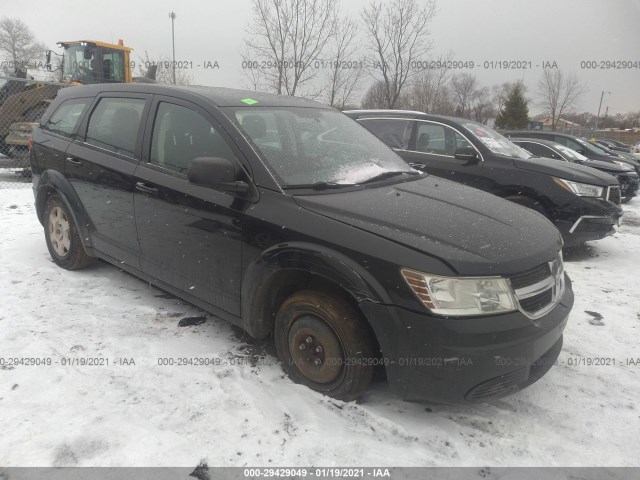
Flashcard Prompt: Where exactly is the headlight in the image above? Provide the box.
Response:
[401,269,517,316]
[553,177,604,197]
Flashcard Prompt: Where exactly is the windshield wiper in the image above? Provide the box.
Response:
[358,170,420,185]
[283,181,356,190]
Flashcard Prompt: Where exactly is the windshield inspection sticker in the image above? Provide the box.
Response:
[479,137,504,150]
[241,98,259,105]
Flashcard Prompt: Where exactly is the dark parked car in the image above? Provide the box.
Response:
[594,139,631,154]
[31,84,574,404]
[512,138,639,201]
[504,130,640,175]
[586,140,637,162]
[345,110,623,246]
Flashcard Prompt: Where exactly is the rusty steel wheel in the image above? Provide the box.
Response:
[275,289,375,401]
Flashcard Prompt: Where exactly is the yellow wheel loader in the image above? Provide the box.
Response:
[0,40,156,170]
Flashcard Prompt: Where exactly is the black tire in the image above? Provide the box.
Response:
[505,195,548,216]
[274,289,375,401]
[43,194,94,270]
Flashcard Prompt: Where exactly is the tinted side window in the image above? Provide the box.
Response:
[86,97,145,157]
[522,142,558,159]
[150,102,237,174]
[415,123,447,154]
[552,136,582,152]
[359,119,411,150]
[43,98,91,138]
[453,130,472,151]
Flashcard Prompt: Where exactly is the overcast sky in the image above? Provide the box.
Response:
[5,0,640,114]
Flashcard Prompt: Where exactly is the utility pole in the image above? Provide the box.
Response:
[594,90,611,133]
[169,12,177,85]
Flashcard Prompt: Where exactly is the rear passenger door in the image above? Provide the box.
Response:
[66,93,151,268]
[133,97,245,316]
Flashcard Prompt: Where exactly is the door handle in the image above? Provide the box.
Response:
[135,182,159,194]
[66,156,82,166]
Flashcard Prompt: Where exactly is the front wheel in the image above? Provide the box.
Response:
[43,194,94,270]
[274,290,375,401]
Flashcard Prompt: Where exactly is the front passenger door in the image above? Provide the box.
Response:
[134,98,246,316]
[402,121,484,188]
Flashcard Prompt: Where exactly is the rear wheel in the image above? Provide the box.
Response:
[43,195,94,270]
[274,290,375,401]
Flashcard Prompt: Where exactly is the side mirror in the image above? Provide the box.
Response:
[454,146,479,162]
[187,157,252,195]
[45,50,52,71]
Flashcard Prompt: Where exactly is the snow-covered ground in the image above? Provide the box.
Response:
[1,182,639,467]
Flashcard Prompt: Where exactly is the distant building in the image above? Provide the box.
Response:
[539,117,582,129]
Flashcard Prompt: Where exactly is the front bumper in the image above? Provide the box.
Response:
[360,274,573,404]
[553,197,622,246]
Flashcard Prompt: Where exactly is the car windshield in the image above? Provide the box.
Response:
[576,138,610,156]
[462,122,531,159]
[222,107,416,187]
[555,144,589,161]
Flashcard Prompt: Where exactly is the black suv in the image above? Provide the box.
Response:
[31,84,574,404]
[345,110,623,246]
[504,130,640,175]
[511,138,639,202]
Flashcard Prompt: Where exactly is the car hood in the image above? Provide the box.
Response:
[514,156,617,186]
[294,177,562,276]
[578,158,631,173]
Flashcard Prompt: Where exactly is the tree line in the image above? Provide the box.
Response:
[2,3,636,131]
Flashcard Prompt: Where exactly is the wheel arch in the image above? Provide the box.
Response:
[241,243,392,341]
[36,169,95,255]
[492,185,553,216]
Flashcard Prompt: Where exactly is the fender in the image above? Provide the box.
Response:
[241,242,393,338]
[35,169,96,255]
[492,185,553,212]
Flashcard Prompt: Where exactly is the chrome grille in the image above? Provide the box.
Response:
[509,254,565,320]
[509,263,550,290]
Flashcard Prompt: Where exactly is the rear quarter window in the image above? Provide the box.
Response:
[42,98,91,138]
[359,118,412,150]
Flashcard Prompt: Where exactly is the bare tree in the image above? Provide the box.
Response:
[470,86,494,124]
[243,0,339,97]
[0,17,46,76]
[362,79,410,109]
[323,17,366,109]
[536,69,587,131]
[136,51,193,85]
[408,52,454,113]
[450,73,477,118]
[361,0,437,109]
[361,80,389,108]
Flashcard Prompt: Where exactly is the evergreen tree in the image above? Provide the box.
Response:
[495,82,529,129]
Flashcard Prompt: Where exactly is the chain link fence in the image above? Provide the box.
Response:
[0,75,67,189]
[542,126,640,146]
